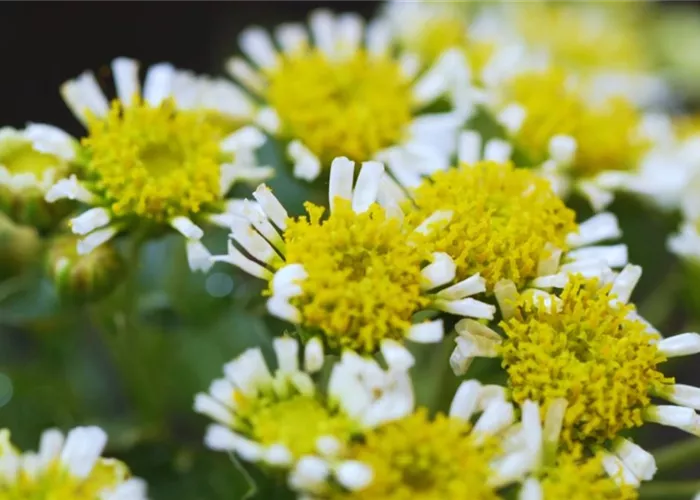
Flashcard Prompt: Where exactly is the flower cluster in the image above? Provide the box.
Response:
[3,2,700,499]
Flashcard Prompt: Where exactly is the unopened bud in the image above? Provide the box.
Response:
[0,213,43,279]
[46,235,125,302]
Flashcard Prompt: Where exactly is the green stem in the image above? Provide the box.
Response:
[639,481,700,499]
[654,438,700,472]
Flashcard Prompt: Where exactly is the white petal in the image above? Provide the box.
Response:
[271,264,307,299]
[60,72,109,125]
[329,157,355,211]
[309,9,337,58]
[24,123,76,161]
[239,27,279,70]
[519,478,543,500]
[336,13,364,57]
[304,338,324,373]
[101,478,148,500]
[59,427,108,479]
[601,453,640,486]
[275,23,309,55]
[520,400,543,464]
[352,161,384,214]
[413,209,453,236]
[455,318,503,342]
[186,239,214,272]
[316,436,342,458]
[435,273,486,300]
[204,425,263,462]
[458,130,482,164]
[211,240,273,280]
[225,348,273,395]
[289,456,330,492]
[365,19,391,57]
[335,461,373,491]
[230,218,278,264]
[566,244,628,268]
[208,378,236,408]
[543,398,567,457]
[658,333,700,357]
[406,320,444,343]
[170,216,204,240]
[380,339,415,371]
[273,337,299,374]
[420,252,456,290]
[143,63,175,106]
[578,181,614,212]
[434,297,496,319]
[45,175,97,204]
[483,139,512,163]
[610,264,642,304]
[226,57,266,95]
[548,135,577,165]
[644,405,698,432]
[77,226,118,255]
[449,346,474,376]
[38,429,64,467]
[454,334,500,359]
[613,437,657,481]
[288,141,322,182]
[220,125,266,153]
[473,400,515,442]
[567,212,622,248]
[267,296,302,323]
[70,208,111,236]
[449,380,481,422]
[264,444,293,467]
[494,280,518,319]
[111,58,140,106]
[661,384,700,411]
[193,393,234,426]
[253,185,288,230]
[498,104,526,135]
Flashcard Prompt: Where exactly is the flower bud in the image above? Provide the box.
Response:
[0,213,43,280]
[46,235,125,303]
[0,125,78,231]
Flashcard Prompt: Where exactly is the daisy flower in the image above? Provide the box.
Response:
[226,9,467,184]
[291,382,541,497]
[212,157,495,355]
[398,131,626,304]
[485,66,650,210]
[44,57,273,271]
[516,399,646,499]
[0,426,147,499]
[194,337,415,476]
[453,268,700,465]
[0,123,78,230]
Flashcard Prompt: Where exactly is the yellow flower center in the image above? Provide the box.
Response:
[266,50,413,164]
[541,454,638,500]
[499,276,672,450]
[339,410,500,499]
[234,390,354,459]
[0,140,62,177]
[515,4,648,72]
[0,458,127,500]
[82,97,224,222]
[282,199,430,353]
[406,161,576,291]
[509,68,648,177]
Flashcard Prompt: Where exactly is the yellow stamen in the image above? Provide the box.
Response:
[541,454,638,500]
[266,50,413,164]
[282,199,430,353]
[406,161,576,291]
[500,276,672,450]
[339,409,500,499]
[83,97,223,221]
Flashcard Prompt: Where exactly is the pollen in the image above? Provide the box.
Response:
[406,161,576,291]
[339,409,500,499]
[266,50,413,164]
[509,68,648,177]
[499,276,672,450]
[235,391,354,459]
[82,97,223,221]
[282,199,430,353]
[541,454,639,500]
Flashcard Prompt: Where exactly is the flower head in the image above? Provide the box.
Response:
[195,337,415,472]
[453,267,700,464]
[291,382,542,497]
[0,426,147,499]
[228,9,466,182]
[0,124,77,229]
[213,157,495,355]
[45,57,273,270]
[403,132,626,299]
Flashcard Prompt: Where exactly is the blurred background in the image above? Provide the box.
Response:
[1,2,700,499]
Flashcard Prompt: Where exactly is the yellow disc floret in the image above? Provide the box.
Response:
[500,276,672,450]
[282,198,429,353]
[337,409,500,499]
[509,68,648,177]
[83,97,223,221]
[406,161,576,291]
[266,50,413,164]
[234,390,354,459]
[541,454,638,500]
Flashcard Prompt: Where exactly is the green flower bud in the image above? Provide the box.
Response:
[46,235,125,303]
[0,213,42,280]
[0,125,78,231]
